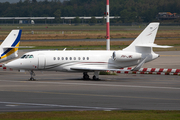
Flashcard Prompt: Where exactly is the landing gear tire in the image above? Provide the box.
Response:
[93,71,100,81]
[93,75,100,81]
[83,72,90,80]
[29,77,36,81]
[83,75,89,80]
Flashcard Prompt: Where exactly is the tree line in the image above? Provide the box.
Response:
[0,0,180,23]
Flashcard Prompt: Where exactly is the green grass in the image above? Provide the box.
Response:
[0,111,180,120]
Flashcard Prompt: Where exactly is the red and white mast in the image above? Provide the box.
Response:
[106,0,110,50]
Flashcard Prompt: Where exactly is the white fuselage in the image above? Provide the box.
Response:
[5,50,154,72]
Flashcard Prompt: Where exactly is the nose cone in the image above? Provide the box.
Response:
[5,60,20,69]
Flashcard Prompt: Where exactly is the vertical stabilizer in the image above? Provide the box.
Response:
[0,30,22,62]
[122,22,172,63]
[123,23,159,53]
[1,30,22,48]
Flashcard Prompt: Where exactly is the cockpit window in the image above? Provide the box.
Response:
[25,55,29,58]
[21,54,34,59]
[21,55,26,58]
[29,55,34,58]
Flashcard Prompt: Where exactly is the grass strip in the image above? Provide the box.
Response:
[0,110,180,120]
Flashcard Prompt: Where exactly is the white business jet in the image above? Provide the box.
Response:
[5,23,171,80]
[0,30,22,63]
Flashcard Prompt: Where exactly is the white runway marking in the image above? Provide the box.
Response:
[0,80,180,90]
[0,101,118,110]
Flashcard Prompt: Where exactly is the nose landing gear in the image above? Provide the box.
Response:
[29,70,36,81]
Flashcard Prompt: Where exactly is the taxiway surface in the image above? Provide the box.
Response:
[0,51,180,111]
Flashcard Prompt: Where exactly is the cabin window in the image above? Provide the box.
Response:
[87,57,89,60]
[78,57,81,60]
[74,57,76,60]
[62,57,64,60]
[54,57,56,60]
[70,57,72,60]
[66,57,68,60]
[58,57,60,60]
[83,57,85,60]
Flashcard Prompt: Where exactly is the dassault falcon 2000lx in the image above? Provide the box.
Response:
[5,23,172,80]
[0,30,22,63]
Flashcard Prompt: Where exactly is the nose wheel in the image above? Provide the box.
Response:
[29,70,36,81]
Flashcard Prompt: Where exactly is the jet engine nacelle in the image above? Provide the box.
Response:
[112,51,142,62]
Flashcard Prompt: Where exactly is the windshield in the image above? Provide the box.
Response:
[21,55,27,58]
[21,54,34,59]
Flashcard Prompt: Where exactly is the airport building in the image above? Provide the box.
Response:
[0,17,55,24]
[0,16,120,24]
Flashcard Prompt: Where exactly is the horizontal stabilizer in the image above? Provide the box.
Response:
[3,46,18,48]
[3,46,34,49]
[136,44,173,48]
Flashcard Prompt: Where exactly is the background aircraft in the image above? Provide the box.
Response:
[5,23,172,80]
[0,30,22,63]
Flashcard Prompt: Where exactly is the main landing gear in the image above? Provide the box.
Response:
[83,72,90,80]
[29,70,36,81]
[83,71,100,80]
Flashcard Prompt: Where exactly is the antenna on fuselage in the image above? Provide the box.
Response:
[106,0,110,50]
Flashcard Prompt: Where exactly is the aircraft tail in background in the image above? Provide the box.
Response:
[0,30,22,63]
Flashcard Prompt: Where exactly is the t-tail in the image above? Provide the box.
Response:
[122,22,172,63]
[0,30,22,62]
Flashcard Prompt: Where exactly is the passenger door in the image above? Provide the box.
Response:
[38,54,45,69]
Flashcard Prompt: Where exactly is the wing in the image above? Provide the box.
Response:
[70,67,130,72]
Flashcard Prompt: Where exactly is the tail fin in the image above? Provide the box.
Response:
[123,22,172,53]
[0,30,22,62]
